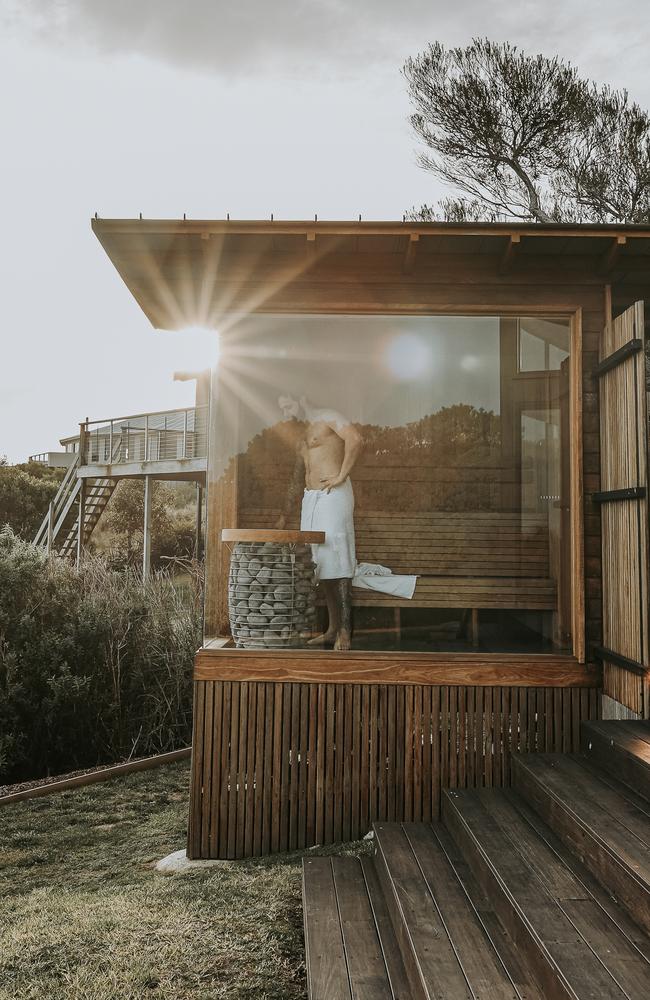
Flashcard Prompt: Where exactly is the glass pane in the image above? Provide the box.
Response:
[519,316,570,371]
[205,314,572,654]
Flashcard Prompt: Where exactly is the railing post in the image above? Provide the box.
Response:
[144,414,149,462]
[76,479,86,567]
[183,409,188,458]
[79,420,87,465]
[142,475,152,581]
[109,420,113,462]
[195,483,203,559]
[46,501,54,556]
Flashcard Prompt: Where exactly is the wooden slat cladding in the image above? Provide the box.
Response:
[187,679,598,859]
[599,301,649,714]
[602,663,650,718]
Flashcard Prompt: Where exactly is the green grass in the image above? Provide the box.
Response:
[0,762,370,999]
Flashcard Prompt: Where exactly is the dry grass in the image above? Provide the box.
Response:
[0,761,370,999]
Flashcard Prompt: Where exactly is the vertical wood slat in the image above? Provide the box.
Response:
[599,301,648,715]
[187,679,600,859]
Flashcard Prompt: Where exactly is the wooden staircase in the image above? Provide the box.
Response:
[303,720,650,999]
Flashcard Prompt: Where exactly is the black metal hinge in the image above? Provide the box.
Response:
[593,645,648,676]
[595,338,643,377]
[592,486,646,503]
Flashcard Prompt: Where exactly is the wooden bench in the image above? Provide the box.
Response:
[238,509,556,645]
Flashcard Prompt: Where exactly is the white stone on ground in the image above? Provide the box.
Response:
[155,848,226,873]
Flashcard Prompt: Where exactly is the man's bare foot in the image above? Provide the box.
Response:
[333,630,351,651]
[307,630,337,646]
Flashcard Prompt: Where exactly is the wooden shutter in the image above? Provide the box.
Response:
[596,301,650,716]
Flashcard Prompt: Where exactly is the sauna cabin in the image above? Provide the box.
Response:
[92,218,650,860]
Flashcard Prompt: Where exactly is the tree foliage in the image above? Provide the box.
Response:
[0,528,201,782]
[0,463,64,540]
[404,38,650,224]
[97,479,198,569]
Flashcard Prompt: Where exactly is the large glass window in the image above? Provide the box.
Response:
[206,314,573,653]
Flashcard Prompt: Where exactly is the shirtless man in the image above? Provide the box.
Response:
[276,394,363,650]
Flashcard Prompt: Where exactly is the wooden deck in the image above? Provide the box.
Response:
[303,720,650,999]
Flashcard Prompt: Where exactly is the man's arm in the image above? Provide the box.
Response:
[276,447,305,528]
[320,423,364,492]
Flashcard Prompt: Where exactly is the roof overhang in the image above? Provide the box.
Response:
[92,218,650,330]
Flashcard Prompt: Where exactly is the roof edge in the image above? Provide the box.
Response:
[91,218,650,239]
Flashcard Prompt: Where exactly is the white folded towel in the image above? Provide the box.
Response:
[355,561,392,577]
[352,563,418,600]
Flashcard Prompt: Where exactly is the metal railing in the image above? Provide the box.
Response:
[80,405,208,467]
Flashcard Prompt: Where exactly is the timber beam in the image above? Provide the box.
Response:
[599,235,627,276]
[499,233,521,274]
[402,233,420,274]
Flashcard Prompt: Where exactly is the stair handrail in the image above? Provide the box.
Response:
[33,455,80,547]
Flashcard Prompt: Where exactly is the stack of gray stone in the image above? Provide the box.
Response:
[228,541,318,648]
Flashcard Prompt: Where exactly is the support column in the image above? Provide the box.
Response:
[195,483,203,560]
[46,501,54,557]
[76,480,86,567]
[143,475,152,581]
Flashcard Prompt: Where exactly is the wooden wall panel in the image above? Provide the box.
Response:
[187,679,599,859]
[599,302,649,714]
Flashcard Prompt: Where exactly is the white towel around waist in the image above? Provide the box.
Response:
[300,477,356,580]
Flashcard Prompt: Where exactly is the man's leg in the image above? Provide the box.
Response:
[333,578,352,651]
[307,579,340,645]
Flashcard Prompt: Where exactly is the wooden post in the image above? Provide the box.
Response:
[79,420,87,466]
[143,475,152,581]
[76,479,86,567]
[195,483,203,560]
[46,501,54,556]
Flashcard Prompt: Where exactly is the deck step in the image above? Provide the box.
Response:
[302,856,408,1000]
[581,721,650,802]
[512,753,650,935]
[442,788,650,999]
[373,822,522,999]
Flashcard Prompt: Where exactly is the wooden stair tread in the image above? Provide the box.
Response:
[374,822,514,999]
[512,755,650,892]
[303,858,353,1000]
[477,789,650,999]
[512,754,650,937]
[498,789,650,963]
[302,856,397,1000]
[581,721,650,803]
[359,857,412,1000]
[442,789,635,999]
[401,823,526,998]
[430,824,545,1000]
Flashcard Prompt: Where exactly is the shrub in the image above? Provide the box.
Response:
[0,528,202,783]
[0,464,63,540]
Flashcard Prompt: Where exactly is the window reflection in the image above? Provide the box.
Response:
[207,315,572,654]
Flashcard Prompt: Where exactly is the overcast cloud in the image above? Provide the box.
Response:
[5,0,650,94]
[1,1,648,463]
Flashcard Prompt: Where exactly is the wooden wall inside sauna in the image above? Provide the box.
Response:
[203,251,606,661]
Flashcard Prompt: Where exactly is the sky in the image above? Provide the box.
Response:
[0,1,648,462]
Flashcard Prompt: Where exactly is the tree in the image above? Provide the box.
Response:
[101,480,173,563]
[404,38,650,224]
[0,464,63,540]
[98,480,197,567]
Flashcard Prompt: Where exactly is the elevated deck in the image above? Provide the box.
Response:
[78,405,207,481]
[303,721,650,999]
[34,404,207,558]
